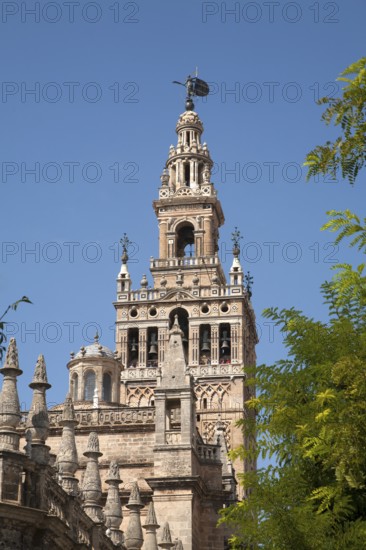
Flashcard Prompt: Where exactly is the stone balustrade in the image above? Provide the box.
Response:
[118,283,243,302]
[47,406,156,428]
[120,362,244,382]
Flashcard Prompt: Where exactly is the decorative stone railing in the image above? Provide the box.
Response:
[150,255,219,269]
[189,363,244,378]
[121,367,158,381]
[48,406,155,428]
[195,442,220,463]
[118,284,244,302]
[158,184,215,200]
[119,363,244,381]
[165,431,182,445]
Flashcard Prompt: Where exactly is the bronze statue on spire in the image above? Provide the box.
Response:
[173,73,210,110]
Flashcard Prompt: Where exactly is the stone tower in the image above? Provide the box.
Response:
[115,106,257,485]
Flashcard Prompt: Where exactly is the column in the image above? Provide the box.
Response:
[211,325,219,366]
[190,325,199,366]
[231,324,239,363]
[159,221,168,259]
[120,328,128,367]
[158,327,167,367]
[139,328,147,367]
[203,217,212,256]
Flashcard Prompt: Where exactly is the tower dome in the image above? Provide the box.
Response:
[67,334,121,406]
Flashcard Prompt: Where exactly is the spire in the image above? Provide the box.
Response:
[125,481,144,550]
[103,461,124,546]
[56,393,79,495]
[171,314,184,336]
[230,226,244,286]
[142,501,160,550]
[26,354,51,463]
[159,316,189,388]
[118,233,132,288]
[158,522,175,549]
[82,431,103,522]
[0,338,22,451]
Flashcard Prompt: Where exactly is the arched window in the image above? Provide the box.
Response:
[72,374,78,401]
[102,373,112,402]
[176,223,195,257]
[84,371,95,401]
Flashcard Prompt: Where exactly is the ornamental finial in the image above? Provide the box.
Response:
[231,226,243,257]
[120,233,131,264]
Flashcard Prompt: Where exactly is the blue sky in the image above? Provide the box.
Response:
[1,0,365,407]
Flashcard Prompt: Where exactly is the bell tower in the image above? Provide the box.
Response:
[115,98,257,493]
[152,109,225,289]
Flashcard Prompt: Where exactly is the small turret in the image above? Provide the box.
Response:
[142,501,160,550]
[158,523,175,549]
[0,338,22,451]
[230,227,244,287]
[103,461,124,546]
[118,233,132,293]
[56,393,79,495]
[82,432,103,522]
[125,481,144,550]
[26,354,51,464]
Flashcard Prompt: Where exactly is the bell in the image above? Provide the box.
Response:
[221,339,230,351]
[148,343,158,356]
[221,330,230,351]
[130,339,138,352]
[201,340,210,352]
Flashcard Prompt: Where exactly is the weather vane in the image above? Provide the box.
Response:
[173,69,210,111]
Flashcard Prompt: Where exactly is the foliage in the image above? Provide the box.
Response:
[305,58,366,184]
[0,296,32,361]
[219,210,366,549]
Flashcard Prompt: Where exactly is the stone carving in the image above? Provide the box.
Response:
[86,431,100,453]
[143,501,160,549]
[108,461,120,480]
[125,482,144,550]
[103,461,123,545]
[165,432,181,445]
[26,354,51,463]
[159,522,175,548]
[32,354,49,384]
[82,432,103,522]
[203,419,231,450]
[0,338,22,450]
[127,386,154,407]
[3,337,19,370]
[195,382,230,410]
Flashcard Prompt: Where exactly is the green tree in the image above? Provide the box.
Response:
[220,57,366,548]
[0,296,32,361]
[305,57,366,184]
[220,212,366,549]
